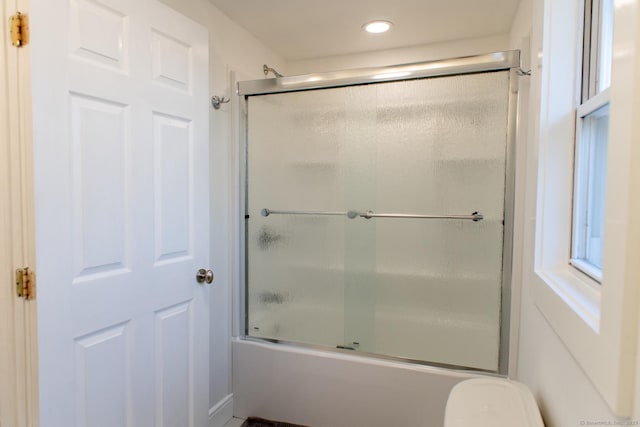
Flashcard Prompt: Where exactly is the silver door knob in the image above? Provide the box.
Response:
[196,268,214,284]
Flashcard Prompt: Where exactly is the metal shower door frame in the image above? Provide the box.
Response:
[237,50,522,376]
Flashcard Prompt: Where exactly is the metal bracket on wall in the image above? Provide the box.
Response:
[211,95,230,110]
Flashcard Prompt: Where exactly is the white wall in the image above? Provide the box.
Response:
[157,0,286,423]
[287,34,510,75]
[512,0,640,425]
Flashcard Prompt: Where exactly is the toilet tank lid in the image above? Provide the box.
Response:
[444,378,544,427]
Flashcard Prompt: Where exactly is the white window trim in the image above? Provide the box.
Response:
[533,0,640,417]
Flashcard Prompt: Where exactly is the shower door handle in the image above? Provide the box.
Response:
[196,268,214,285]
[358,211,484,221]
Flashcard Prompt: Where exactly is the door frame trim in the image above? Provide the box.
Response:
[1,0,39,426]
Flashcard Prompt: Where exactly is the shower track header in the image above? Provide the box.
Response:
[237,50,521,96]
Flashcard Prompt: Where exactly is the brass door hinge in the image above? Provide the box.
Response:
[16,267,36,300]
[10,12,29,47]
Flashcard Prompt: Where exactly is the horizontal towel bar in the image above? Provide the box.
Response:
[260,208,483,222]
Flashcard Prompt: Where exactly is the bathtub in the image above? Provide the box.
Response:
[232,339,482,427]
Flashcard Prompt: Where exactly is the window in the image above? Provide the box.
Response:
[534,0,640,416]
[571,0,614,281]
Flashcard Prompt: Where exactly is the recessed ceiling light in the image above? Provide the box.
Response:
[363,20,392,34]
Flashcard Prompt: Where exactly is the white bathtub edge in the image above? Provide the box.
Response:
[232,338,484,427]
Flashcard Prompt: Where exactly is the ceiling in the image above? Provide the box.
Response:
[208,0,521,61]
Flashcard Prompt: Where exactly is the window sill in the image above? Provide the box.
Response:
[534,265,601,333]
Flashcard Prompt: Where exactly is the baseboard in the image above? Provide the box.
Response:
[209,394,234,427]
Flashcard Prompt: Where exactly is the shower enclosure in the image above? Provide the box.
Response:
[238,51,519,374]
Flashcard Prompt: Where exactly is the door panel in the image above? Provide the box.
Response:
[70,94,130,280]
[32,0,210,425]
[69,0,129,71]
[155,302,192,427]
[153,113,193,264]
[74,322,131,427]
[151,31,192,92]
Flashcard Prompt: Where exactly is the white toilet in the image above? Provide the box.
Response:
[444,378,545,427]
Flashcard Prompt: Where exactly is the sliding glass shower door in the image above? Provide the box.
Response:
[245,70,511,372]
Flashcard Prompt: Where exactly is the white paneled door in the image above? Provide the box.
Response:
[31,0,210,426]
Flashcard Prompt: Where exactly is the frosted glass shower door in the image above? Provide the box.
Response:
[245,71,511,372]
[246,88,353,348]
